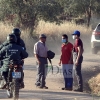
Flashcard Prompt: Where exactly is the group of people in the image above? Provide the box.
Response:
[34,30,84,92]
[0,28,28,89]
[0,28,83,93]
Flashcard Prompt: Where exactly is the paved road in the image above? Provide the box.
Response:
[0,54,100,100]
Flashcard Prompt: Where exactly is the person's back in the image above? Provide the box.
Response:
[1,43,27,68]
[0,34,26,67]
[0,34,28,72]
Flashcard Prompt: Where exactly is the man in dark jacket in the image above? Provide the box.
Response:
[0,34,28,88]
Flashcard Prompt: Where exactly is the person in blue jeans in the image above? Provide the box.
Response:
[59,34,73,90]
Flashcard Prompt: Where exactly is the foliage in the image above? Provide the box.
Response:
[0,0,100,34]
[60,0,100,26]
[0,0,63,36]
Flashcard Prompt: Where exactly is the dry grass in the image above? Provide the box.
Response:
[36,21,92,36]
[0,23,13,43]
[88,74,100,96]
[35,21,92,54]
[0,21,92,55]
[0,21,92,42]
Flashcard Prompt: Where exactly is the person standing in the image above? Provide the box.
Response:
[34,34,48,89]
[72,30,84,92]
[59,34,73,91]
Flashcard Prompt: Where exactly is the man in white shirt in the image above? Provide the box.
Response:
[34,34,48,89]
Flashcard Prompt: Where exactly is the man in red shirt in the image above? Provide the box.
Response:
[72,30,84,92]
[59,34,73,90]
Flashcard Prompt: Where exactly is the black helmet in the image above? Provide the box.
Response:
[7,34,17,43]
[12,28,21,36]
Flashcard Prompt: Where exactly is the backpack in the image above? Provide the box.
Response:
[47,50,55,59]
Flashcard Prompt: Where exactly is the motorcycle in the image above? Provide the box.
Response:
[4,60,23,100]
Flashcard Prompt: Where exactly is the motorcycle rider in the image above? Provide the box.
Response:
[0,34,28,89]
[0,28,26,87]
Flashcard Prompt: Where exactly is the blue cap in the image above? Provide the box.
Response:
[72,30,80,36]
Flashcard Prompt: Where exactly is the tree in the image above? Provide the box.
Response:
[0,0,63,37]
[63,0,100,27]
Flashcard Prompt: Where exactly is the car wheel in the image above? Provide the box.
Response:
[92,48,97,54]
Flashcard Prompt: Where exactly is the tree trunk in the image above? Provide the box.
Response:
[29,14,37,39]
[87,14,91,27]
[29,27,34,38]
[86,6,92,27]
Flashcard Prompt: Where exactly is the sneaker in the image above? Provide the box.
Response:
[43,86,48,89]
[38,86,48,89]
[35,83,41,87]
[74,88,83,92]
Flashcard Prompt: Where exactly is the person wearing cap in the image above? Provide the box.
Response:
[59,34,73,91]
[34,34,48,89]
[72,30,84,92]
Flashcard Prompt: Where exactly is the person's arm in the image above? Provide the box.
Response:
[34,54,41,64]
[20,39,26,50]
[76,46,82,65]
[59,53,62,66]
[68,52,73,64]
[34,43,41,64]
[20,48,28,59]
[0,47,6,60]
[68,44,73,64]
[59,46,62,66]
[0,41,8,50]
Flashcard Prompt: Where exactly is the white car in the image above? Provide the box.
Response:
[91,23,100,54]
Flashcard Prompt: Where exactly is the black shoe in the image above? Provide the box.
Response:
[21,82,25,88]
[62,87,72,91]
[74,88,83,92]
[38,86,48,89]
[62,87,67,90]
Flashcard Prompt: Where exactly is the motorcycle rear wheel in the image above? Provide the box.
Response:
[13,79,20,100]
